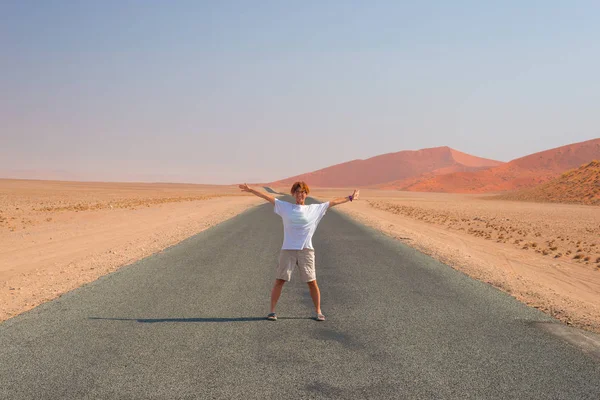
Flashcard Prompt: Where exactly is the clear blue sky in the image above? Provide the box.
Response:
[2,1,599,184]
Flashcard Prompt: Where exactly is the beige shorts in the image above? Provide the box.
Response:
[277,248,316,282]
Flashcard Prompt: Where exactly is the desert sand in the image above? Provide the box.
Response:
[269,139,600,193]
[0,180,262,321]
[309,188,600,333]
[2,180,600,334]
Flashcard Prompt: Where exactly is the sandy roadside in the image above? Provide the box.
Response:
[309,188,600,333]
[0,180,262,321]
[2,181,600,335]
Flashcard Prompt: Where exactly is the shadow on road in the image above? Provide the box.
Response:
[89,316,313,323]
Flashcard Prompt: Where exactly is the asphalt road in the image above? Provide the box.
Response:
[1,196,599,399]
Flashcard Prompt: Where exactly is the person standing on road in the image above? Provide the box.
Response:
[238,181,359,322]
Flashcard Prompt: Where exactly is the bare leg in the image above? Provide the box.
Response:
[270,279,286,313]
[307,280,321,314]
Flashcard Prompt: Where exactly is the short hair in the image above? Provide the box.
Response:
[290,181,310,195]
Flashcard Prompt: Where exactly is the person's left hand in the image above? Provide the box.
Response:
[352,189,360,200]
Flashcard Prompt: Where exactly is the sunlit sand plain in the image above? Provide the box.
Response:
[306,187,600,333]
[1,180,599,333]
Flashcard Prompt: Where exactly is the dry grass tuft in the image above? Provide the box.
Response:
[368,197,599,267]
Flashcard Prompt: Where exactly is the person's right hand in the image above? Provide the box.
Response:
[238,183,251,192]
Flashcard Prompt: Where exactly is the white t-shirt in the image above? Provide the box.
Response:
[274,198,330,250]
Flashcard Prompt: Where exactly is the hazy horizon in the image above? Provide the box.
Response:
[2,1,599,184]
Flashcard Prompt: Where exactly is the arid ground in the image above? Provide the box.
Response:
[309,188,600,333]
[0,180,262,321]
[2,180,599,333]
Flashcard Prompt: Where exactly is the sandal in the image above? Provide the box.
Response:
[316,313,325,322]
[266,312,277,321]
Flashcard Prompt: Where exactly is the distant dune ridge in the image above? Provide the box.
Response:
[271,138,600,197]
[400,138,600,193]
[495,160,600,206]
[269,146,504,188]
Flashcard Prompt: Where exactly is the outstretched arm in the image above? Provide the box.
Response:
[239,183,276,205]
[329,189,360,208]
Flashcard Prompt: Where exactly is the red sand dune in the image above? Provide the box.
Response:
[268,147,503,188]
[396,138,600,193]
[494,160,600,205]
